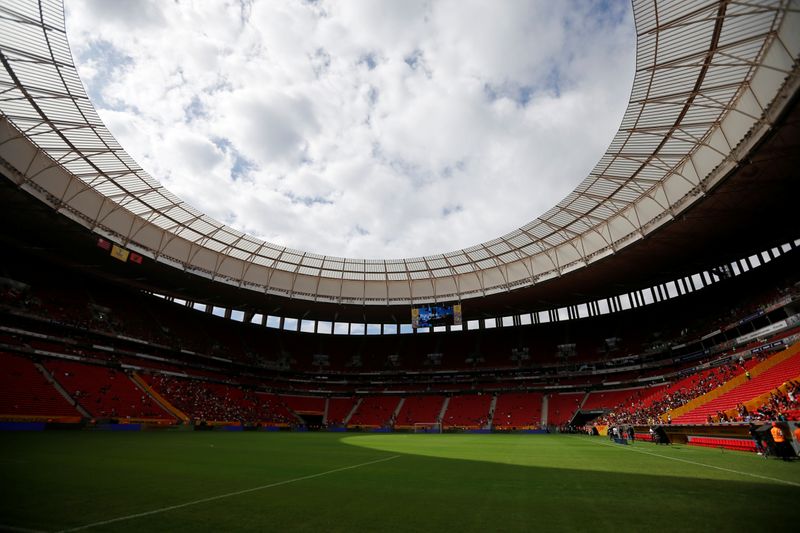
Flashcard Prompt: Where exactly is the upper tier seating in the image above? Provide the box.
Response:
[4,253,797,378]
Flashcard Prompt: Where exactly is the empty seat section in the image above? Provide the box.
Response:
[0,352,80,418]
[493,392,543,429]
[326,397,357,425]
[686,436,757,452]
[46,360,172,420]
[395,395,445,427]
[443,394,491,429]
[582,388,644,411]
[348,396,400,427]
[547,392,584,425]
[282,395,325,414]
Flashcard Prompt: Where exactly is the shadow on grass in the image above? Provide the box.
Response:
[0,431,795,532]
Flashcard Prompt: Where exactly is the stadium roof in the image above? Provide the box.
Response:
[0,0,798,306]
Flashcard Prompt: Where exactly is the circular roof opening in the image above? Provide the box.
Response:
[65,1,635,259]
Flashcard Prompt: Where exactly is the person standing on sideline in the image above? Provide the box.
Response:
[794,424,800,457]
[770,422,790,461]
[749,422,765,456]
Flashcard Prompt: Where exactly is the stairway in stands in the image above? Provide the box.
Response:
[131,372,189,423]
[673,345,800,424]
[0,352,82,419]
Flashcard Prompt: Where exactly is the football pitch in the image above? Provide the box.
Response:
[0,432,797,532]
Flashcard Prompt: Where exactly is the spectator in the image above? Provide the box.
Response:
[770,422,791,461]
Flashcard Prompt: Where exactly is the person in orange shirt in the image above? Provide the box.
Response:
[771,422,790,461]
[794,425,800,457]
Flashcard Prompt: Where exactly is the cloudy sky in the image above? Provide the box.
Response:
[65,0,635,259]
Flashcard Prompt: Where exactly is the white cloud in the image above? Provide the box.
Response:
[65,0,635,259]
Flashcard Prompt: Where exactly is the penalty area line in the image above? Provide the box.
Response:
[56,454,401,532]
[581,436,800,488]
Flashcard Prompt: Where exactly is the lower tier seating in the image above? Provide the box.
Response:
[547,392,584,425]
[46,360,172,420]
[326,397,357,425]
[582,389,643,411]
[282,395,325,414]
[0,352,80,418]
[686,436,757,452]
[442,394,491,429]
[347,396,400,427]
[674,349,800,424]
[492,392,542,429]
[145,374,292,424]
[394,395,445,427]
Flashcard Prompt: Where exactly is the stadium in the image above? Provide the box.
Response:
[1,0,799,531]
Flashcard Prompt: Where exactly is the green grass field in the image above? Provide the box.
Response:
[0,431,797,532]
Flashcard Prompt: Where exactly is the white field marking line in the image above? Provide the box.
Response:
[56,454,401,532]
[582,436,800,488]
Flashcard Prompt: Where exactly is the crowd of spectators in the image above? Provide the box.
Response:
[596,359,758,426]
[149,374,296,426]
[726,380,800,422]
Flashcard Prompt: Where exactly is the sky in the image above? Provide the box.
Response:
[64,0,635,260]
